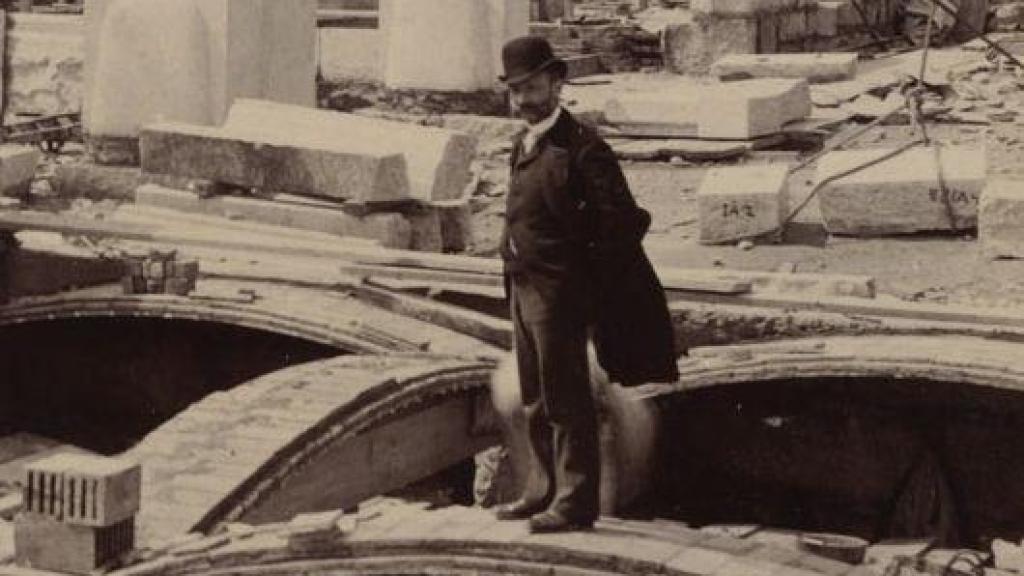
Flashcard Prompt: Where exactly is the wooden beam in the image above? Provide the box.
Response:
[353,280,513,350]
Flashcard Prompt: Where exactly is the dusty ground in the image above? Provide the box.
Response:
[472,46,1024,309]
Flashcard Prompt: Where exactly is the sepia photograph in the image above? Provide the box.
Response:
[0,0,1020,574]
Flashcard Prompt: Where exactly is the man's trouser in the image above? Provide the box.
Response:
[510,276,600,522]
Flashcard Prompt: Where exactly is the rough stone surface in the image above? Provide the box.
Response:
[0,146,41,198]
[139,121,411,203]
[980,179,1024,259]
[227,99,477,202]
[85,0,317,138]
[816,145,987,235]
[697,78,812,138]
[318,27,384,82]
[134,185,415,249]
[697,163,789,244]
[5,14,84,122]
[711,52,858,83]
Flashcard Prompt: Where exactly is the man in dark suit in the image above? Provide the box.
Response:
[495,36,679,534]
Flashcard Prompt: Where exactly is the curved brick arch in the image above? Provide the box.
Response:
[0,280,494,356]
[643,334,1024,398]
[128,354,498,546]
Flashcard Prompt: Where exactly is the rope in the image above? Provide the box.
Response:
[781,138,925,227]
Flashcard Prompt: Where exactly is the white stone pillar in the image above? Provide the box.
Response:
[384,0,528,92]
[85,0,316,142]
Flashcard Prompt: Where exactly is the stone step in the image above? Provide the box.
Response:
[815,145,987,236]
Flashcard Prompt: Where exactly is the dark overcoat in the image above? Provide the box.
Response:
[501,110,679,386]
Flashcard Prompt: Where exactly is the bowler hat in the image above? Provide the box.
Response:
[499,35,568,85]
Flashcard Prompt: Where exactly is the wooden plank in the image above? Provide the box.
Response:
[354,280,513,350]
[338,263,502,289]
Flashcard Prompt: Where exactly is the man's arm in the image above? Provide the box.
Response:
[575,139,651,260]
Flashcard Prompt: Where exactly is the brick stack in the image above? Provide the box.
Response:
[15,454,141,574]
[122,250,199,296]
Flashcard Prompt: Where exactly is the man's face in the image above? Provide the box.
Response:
[509,71,563,125]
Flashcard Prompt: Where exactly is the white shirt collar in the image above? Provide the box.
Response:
[523,106,563,153]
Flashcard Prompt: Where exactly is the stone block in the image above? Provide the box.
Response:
[980,179,1024,258]
[779,8,809,42]
[25,453,141,527]
[813,2,842,36]
[815,145,986,235]
[139,122,411,203]
[711,52,858,83]
[604,93,699,129]
[696,78,811,138]
[0,145,41,197]
[697,164,789,244]
[85,0,317,138]
[15,514,134,574]
[134,185,415,249]
[226,99,477,202]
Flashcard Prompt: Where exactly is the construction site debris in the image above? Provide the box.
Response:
[697,164,789,244]
[121,249,198,296]
[711,52,859,83]
[815,145,987,235]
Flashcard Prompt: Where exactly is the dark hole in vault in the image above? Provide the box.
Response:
[638,376,1024,549]
[0,318,342,455]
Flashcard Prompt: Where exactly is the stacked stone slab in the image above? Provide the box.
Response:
[226,99,477,202]
[979,179,1024,259]
[15,454,141,574]
[711,52,858,82]
[815,145,987,235]
[140,121,410,204]
[698,163,790,244]
[603,78,809,139]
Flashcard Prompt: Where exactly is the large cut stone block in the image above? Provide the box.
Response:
[696,78,812,138]
[816,145,986,235]
[134,185,416,249]
[711,52,858,82]
[25,453,141,527]
[226,99,477,202]
[979,180,1024,258]
[85,0,316,138]
[812,1,843,36]
[15,514,134,574]
[698,164,789,244]
[0,145,41,197]
[139,122,410,203]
